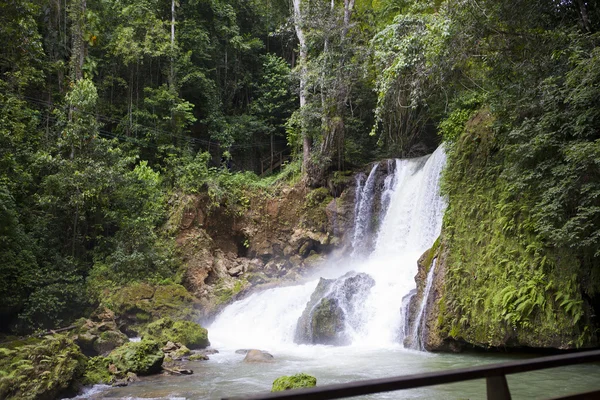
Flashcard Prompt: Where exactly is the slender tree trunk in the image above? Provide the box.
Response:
[292,0,311,175]
[170,0,175,86]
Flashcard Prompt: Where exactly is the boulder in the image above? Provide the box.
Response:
[74,316,129,356]
[243,349,274,363]
[272,373,317,392]
[295,272,375,345]
[162,341,191,361]
[142,317,209,349]
[107,339,164,376]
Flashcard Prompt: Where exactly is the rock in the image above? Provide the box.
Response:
[107,339,164,376]
[74,317,129,356]
[228,265,244,277]
[235,349,250,354]
[142,317,210,349]
[243,349,274,363]
[0,335,86,400]
[162,341,191,361]
[163,366,194,375]
[189,353,209,361]
[295,272,375,345]
[82,356,114,385]
[105,283,200,336]
[111,372,139,387]
[272,373,317,392]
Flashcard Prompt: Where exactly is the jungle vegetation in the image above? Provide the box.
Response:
[1,0,599,341]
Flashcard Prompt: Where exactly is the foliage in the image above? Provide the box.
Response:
[0,335,86,400]
[107,339,164,376]
[440,109,592,348]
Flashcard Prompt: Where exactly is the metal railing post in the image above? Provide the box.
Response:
[486,375,511,400]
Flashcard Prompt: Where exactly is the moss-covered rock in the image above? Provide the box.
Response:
[143,317,209,349]
[82,356,114,385]
[104,283,200,335]
[0,335,86,400]
[107,339,164,376]
[272,373,317,392]
[73,317,128,356]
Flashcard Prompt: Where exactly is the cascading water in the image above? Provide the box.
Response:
[351,164,379,256]
[409,258,438,351]
[209,146,447,351]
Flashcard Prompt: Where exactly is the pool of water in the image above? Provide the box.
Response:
[73,346,600,399]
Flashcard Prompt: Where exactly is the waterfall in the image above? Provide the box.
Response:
[209,146,446,351]
[409,258,438,351]
[351,164,379,256]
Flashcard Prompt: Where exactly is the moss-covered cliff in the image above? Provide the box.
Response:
[421,110,598,351]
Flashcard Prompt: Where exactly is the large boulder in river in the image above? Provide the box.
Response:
[243,349,274,363]
[294,272,375,345]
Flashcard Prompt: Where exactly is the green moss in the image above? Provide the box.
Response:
[215,279,246,305]
[104,283,199,328]
[143,317,209,349]
[107,339,164,375]
[272,373,317,392]
[82,356,113,385]
[439,109,590,348]
[0,335,86,400]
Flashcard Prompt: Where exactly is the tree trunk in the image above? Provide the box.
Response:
[292,0,311,175]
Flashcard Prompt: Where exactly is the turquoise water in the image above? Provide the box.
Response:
[75,346,600,399]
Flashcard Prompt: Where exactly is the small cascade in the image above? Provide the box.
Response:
[408,258,438,351]
[379,160,397,223]
[397,289,416,343]
[351,165,379,256]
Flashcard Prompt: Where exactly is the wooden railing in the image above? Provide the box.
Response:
[223,349,600,400]
[261,150,291,176]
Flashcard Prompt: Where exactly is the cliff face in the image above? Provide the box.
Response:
[415,111,598,351]
[168,176,360,319]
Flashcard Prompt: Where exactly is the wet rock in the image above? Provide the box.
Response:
[111,373,138,388]
[295,272,375,345]
[162,341,191,361]
[163,366,194,375]
[189,353,209,361]
[243,349,274,363]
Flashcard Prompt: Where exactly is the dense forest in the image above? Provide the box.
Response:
[1,0,600,357]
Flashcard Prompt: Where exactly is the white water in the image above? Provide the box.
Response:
[209,145,447,351]
[410,258,438,351]
[351,164,379,256]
